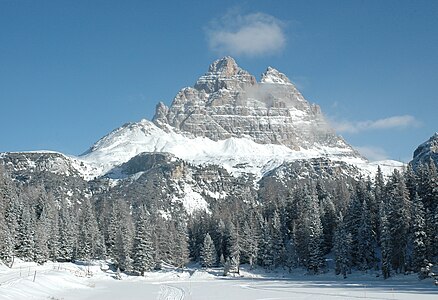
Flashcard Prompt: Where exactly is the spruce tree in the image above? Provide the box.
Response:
[76,198,102,260]
[132,208,154,275]
[357,200,374,270]
[224,220,240,273]
[334,216,352,278]
[295,185,324,273]
[57,202,76,261]
[16,203,35,261]
[200,233,216,267]
[0,212,13,265]
[380,208,392,279]
[386,170,411,273]
[411,193,427,272]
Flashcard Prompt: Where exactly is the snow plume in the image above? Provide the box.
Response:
[206,11,286,57]
[332,115,420,134]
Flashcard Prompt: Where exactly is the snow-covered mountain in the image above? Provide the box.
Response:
[0,57,405,214]
[153,56,357,152]
[79,57,402,180]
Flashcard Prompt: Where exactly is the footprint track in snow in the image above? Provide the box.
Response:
[157,284,185,300]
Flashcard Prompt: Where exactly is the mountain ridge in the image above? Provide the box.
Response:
[1,57,405,184]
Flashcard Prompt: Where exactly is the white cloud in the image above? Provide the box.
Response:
[206,12,286,57]
[354,145,389,161]
[332,115,420,134]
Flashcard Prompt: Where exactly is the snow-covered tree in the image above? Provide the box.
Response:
[76,198,103,260]
[200,233,216,268]
[334,215,352,278]
[224,220,240,273]
[411,193,427,272]
[132,208,154,275]
[15,203,35,261]
[386,170,411,273]
[356,200,375,270]
[380,208,392,279]
[57,202,76,261]
[295,185,324,273]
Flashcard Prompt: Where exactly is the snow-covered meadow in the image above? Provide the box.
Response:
[1,260,437,300]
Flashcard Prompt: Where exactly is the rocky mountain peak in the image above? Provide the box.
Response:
[261,66,292,85]
[411,132,438,169]
[194,56,256,93]
[207,56,239,75]
[152,57,359,155]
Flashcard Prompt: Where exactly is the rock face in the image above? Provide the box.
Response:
[153,56,355,152]
[411,133,438,168]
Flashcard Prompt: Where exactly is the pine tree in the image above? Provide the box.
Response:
[345,180,368,266]
[15,203,35,261]
[175,218,190,268]
[240,214,260,268]
[0,211,13,265]
[270,209,284,268]
[334,216,352,278]
[357,200,374,270]
[411,193,427,272]
[374,166,385,242]
[0,176,14,265]
[107,200,134,272]
[380,207,392,279]
[295,185,324,273]
[224,220,240,273]
[317,182,337,254]
[76,198,102,260]
[132,208,154,276]
[57,202,76,261]
[259,218,273,268]
[386,170,411,273]
[200,233,216,267]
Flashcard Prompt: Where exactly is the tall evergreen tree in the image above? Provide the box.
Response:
[15,203,35,261]
[0,210,13,265]
[357,200,375,270]
[334,215,352,278]
[295,185,324,273]
[240,214,260,268]
[132,208,154,276]
[380,207,392,279]
[386,170,411,273]
[224,220,240,273]
[76,198,103,260]
[200,233,216,267]
[57,201,76,261]
[411,193,427,272]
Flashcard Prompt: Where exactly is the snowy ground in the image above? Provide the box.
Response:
[1,261,437,300]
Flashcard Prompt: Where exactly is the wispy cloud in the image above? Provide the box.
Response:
[206,11,286,57]
[332,115,421,134]
[354,145,389,161]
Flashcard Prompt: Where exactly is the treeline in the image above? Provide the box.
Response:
[0,161,437,278]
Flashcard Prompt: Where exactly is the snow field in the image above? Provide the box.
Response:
[1,262,437,300]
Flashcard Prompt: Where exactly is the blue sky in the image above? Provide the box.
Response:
[1,0,437,162]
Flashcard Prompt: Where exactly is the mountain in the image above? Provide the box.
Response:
[153,56,356,152]
[411,132,438,169]
[80,57,401,181]
[0,57,404,216]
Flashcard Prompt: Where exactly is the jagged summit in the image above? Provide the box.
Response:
[194,56,256,93]
[261,66,292,85]
[153,56,357,154]
[206,56,239,75]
